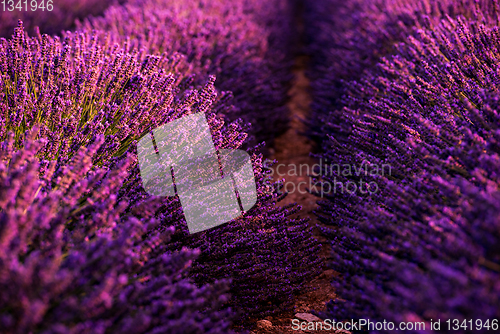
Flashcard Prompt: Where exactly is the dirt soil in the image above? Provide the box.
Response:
[248,56,342,334]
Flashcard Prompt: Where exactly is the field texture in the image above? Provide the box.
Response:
[1,0,499,333]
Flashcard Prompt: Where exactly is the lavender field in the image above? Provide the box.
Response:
[0,0,499,333]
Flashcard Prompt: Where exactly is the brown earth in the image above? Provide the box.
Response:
[248,55,343,334]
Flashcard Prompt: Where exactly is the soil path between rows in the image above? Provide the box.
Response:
[250,53,338,334]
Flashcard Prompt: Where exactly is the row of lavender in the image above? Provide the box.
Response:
[2,0,293,147]
[0,0,321,332]
[76,0,293,148]
[305,0,500,331]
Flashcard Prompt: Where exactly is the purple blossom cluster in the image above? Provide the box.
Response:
[76,0,294,148]
[306,1,500,330]
[1,17,320,331]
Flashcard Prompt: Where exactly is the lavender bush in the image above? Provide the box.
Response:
[76,0,293,147]
[1,21,321,329]
[311,7,500,331]
[0,127,235,333]
[304,0,500,141]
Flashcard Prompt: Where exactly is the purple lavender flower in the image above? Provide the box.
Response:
[0,127,235,333]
